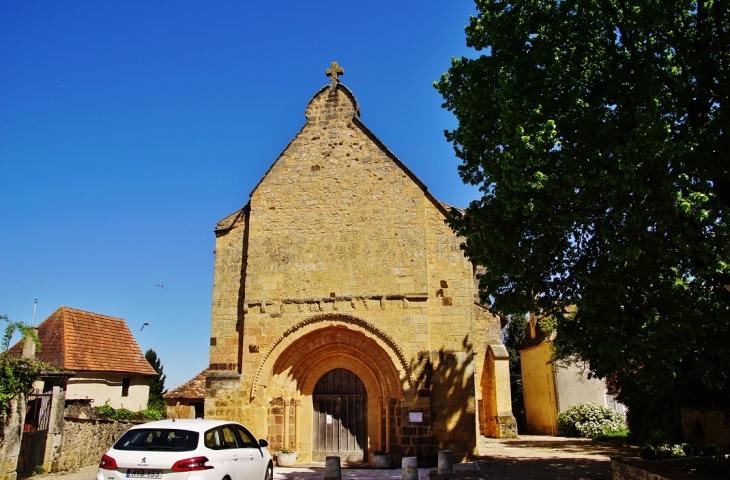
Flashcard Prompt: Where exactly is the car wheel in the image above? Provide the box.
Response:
[264,462,273,480]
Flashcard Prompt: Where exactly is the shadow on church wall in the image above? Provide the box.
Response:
[399,335,476,465]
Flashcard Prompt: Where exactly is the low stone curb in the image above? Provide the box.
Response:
[611,455,725,480]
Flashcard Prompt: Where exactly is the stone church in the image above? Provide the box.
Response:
[205,63,516,465]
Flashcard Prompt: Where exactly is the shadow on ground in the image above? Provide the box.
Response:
[469,436,635,479]
[498,438,631,456]
[472,456,614,479]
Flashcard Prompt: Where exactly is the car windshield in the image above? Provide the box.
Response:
[114,428,199,451]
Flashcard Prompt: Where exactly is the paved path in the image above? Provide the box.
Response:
[36,436,633,480]
[36,465,98,480]
[45,463,431,480]
[272,465,431,479]
[472,435,634,479]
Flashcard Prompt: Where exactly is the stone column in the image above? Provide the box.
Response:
[382,396,389,452]
[294,399,301,451]
[283,399,290,450]
[0,397,25,480]
[42,374,71,472]
[488,345,518,438]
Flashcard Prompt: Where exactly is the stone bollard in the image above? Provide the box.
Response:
[438,450,454,478]
[401,456,418,480]
[324,456,341,480]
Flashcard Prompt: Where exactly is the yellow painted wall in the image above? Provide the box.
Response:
[520,341,616,435]
[519,342,558,435]
[64,373,150,410]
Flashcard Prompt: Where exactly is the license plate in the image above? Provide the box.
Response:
[126,469,162,478]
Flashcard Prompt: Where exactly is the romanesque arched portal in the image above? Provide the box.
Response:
[257,315,407,462]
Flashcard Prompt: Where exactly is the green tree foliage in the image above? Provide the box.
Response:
[436,1,729,443]
[0,315,48,418]
[145,349,167,412]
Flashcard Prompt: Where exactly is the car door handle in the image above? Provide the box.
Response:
[231,454,239,461]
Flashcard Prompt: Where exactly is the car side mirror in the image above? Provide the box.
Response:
[258,439,269,448]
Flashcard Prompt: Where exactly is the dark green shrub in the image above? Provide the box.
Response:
[96,402,143,420]
[593,428,630,444]
[682,444,721,457]
[96,403,115,417]
[140,408,165,421]
[640,444,684,459]
[114,408,134,419]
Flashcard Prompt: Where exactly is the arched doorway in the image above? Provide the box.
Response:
[312,368,367,462]
[256,316,410,462]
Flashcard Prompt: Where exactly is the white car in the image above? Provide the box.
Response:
[97,419,273,480]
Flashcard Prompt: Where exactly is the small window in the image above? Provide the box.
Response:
[235,425,259,449]
[204,428,223,450]
[221,425,239,448]
[122,378,130,397]
[114,429,199,451]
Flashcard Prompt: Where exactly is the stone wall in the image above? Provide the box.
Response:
[611,457,696,480]
[206,81,515,464]
[681,408,730,451]
[53,411,141,472]
[0,397,25,480]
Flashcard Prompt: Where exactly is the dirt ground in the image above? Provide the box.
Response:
[461,435,635,479]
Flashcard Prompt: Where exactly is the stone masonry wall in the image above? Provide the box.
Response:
[246,87,428,303]
[54,415,140,472]
[0,397,25,480]
[206,82,514,463]
[610,457,683,480]
[209,208,247,371]
[680,408,730,451]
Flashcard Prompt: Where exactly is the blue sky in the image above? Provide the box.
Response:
[0,1,480,391]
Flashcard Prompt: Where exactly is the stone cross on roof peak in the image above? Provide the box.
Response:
[325,61,344,90]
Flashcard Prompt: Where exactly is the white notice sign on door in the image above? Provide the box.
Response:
[326,414,333,424]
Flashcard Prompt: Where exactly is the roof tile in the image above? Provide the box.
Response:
[9,306,156,376]
[164,368,208,400]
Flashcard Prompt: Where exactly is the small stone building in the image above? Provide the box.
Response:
[206,65,515,464]
[164,368,208,419]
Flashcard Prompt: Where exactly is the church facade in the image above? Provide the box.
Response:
[205,65,516,464]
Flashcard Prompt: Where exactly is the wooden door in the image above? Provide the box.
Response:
[17,391,52,479]
[312,368,367,462]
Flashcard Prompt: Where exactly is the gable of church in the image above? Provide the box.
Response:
[244,84,444,301]
[206,68,516,465]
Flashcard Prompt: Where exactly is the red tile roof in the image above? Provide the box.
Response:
[164,368,208,400]
[9,306,156,376]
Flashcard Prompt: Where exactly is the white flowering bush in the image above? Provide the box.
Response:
[557,402,627,438]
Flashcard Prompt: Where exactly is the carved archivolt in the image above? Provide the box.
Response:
[250,313,412,400]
